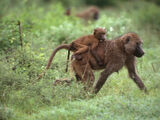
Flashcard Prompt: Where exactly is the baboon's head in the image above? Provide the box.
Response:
[65,8,71,16]
[93,12,99,20]
[94,28,106,42]
[122,33,145,57]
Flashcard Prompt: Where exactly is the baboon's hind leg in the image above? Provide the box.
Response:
[71,59,95,88]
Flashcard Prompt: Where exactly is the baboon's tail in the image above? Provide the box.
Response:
[46,44,70,69]
[38,44,70,80]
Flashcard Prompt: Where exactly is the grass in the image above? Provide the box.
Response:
[0,1,160,120]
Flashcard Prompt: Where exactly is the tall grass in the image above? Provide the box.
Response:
[0,1,160,120]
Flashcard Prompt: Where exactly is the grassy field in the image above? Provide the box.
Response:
[0,1,160,120]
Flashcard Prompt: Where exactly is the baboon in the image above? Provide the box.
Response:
[65,6,99,21]
[37,28,106,80]
[65,8,71,16]
[71,32,147,93]
[72,27,106,61]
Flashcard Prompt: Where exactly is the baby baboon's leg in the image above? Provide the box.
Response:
[73,43,89,55]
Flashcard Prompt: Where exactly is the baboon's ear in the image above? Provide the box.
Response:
[125,36,130,44]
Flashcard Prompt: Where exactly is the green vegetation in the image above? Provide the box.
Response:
[0,0,160,120]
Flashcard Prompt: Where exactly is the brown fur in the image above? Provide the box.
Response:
[65,8,71,16]
[71,32,147,93]
[72,28,106,60]
[65,6,99,21]
[37,28,106,80]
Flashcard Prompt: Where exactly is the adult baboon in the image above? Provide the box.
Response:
[71,32,147,93]
[65,6,99,21]
[65,8,71,16]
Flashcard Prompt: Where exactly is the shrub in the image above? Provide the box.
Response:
[0,105,15,120]
[0,59,28,102]
[131,2,160,30]
[0,20,20,50]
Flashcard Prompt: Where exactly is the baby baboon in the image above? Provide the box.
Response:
[65,6,99,21]
[72,27,106,61]
[71,32,147,93]
[37,28,106,80]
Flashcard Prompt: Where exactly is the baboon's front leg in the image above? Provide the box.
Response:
[93,65,117,93]
[93,69,111,94]
[125,58,147,92]
[93,62,124,94]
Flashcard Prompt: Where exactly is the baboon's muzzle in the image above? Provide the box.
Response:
[133,46,145,58]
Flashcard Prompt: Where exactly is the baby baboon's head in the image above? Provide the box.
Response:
[94,28,106,42]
